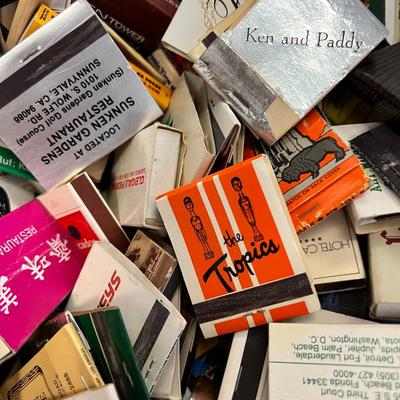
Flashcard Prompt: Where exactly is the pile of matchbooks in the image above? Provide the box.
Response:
[0,0,400,399]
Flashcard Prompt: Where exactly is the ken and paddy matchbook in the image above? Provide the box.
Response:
[156,154,320,338]
[191,0,387,145]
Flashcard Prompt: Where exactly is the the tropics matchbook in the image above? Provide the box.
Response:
[157,154,320,338]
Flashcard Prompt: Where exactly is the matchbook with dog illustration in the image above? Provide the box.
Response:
[253,109,370,233]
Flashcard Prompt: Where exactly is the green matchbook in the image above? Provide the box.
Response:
[0,145,36,180]
[73,307,149,400]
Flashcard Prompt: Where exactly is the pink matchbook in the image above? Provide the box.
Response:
[0,200,85,362]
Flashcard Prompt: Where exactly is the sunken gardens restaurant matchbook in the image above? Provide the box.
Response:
[0,0,162,190]
[156,155,320,338]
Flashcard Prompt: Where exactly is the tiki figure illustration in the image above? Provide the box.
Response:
[184,196,215,260]
[231,177,264,242]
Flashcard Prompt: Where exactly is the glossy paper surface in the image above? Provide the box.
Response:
[0,200,84,351]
